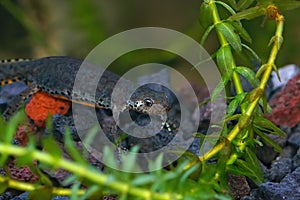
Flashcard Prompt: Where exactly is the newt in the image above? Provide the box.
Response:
[0,56,170,124]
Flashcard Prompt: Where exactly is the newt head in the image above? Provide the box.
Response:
[127,86,170,115]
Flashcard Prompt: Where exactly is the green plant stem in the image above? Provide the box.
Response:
[0,143,182,200]
[0,175,86,196]
[209,0,245,112]
[200,8,284,162]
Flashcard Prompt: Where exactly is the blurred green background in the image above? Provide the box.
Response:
[0,0,300,69]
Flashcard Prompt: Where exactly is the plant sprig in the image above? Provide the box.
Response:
[196,0,289,185]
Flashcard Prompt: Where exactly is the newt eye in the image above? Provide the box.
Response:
[143,97,154,107]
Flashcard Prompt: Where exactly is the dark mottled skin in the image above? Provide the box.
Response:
[0,56,169,116]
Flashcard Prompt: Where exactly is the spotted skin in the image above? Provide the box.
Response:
[0,56,170,121]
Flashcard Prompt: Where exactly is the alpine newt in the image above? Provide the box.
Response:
[0,56,170,122]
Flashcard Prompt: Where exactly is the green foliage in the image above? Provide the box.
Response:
[227,147,264,185]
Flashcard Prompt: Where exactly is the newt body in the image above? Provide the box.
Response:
[0,56,170,119]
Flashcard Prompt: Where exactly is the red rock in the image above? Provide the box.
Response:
[7,161,39,183]
[268,73,300,127]
[14,125,31,146]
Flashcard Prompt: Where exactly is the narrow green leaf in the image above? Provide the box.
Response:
[64,127,86,165]
[245,147,264,183]
[225,114,242,122]
[29,188,53,200]
[199,2,214,29]
[229,6,267,21]
[236,66,260,87]
[0,181,8,194]
[62,174,78,186]
[215,1,236,15]
[121,146,140,172]
[103,146,119,169]
[216,45,234,75]
[222,0,238,10]
[237,0,255,11]
[132,174,156,186]
[80,185,100,200]
[253,116,286,136]
[216,22,242,52]
[5,110,26,144]
[255,64,269,79]
[254,127,283,153]
[181,162,201,182]
[258,97,272,114]
[71,181,81,200]
[15,137,36,167]
[272,64,281,82]
[42,137,62,160]
[259,92,269,114]
[244,147,262,176]
[229,21,252,43]
[227,93,247,116]
[201,24,215,45]
[242,44,261,63]
[211,72,232,101]
[228,147,264,185]
[228,159,263,185]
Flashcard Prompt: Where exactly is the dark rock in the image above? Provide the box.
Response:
[48,114,80,142]
[256,145,279,166]
[288,132,300,148]
[293,148,300,170]
[240,189,263,200]
[267,157,292,182]
[281,145,296,158]
[259,182,290,200]
[0,192,14,200]
[258,167,300,200]
[228,174,251,200]
[102,194,118,200]
[10,192,70,200]
[52,196,70,200]
[257,134,287,166]
[188,137,201,156]
[280,166,300,190]
[11,192,29,200]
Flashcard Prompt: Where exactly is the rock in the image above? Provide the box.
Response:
[228,174,251,200]
[11,192,29,200]
[240,189,263,200]
[10,192,71,200]
[288,132,300,148]
[0,192,14,200]
[270,64,300,91]
[293,148,300,170]
[256,133,287,166]
[267,157,292,182]
[256,145,279,166]
[259,182,290,200]
[268,73,300,127]
[258,167,300,200]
